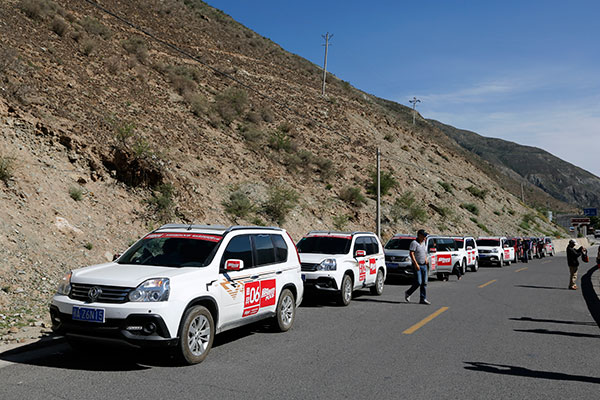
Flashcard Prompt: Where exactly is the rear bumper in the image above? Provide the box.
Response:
[49,305,178,348]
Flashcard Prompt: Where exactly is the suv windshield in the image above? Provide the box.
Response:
[433,238,456,251]
[385,238,414,250]
[297,236,351,255]
[118,232,222,268]
[477,239,500,247]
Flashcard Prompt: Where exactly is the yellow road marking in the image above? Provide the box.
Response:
[515,267,528,272]
[479,279,497,288]
[403,307,449,334]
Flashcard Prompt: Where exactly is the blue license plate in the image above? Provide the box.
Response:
[386,262,399,268]
[72,306,105,323]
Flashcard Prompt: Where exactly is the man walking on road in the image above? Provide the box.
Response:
[566,239,585,290]
[405,229,431,305]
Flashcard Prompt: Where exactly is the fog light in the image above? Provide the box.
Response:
[143,322,156,334]
[126,326,143,331]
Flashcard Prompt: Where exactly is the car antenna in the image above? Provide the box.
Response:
[187,224,193,231]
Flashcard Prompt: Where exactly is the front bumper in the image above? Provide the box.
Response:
[479,254,501,265]
[50,305,178,347]
[385,262,414,277]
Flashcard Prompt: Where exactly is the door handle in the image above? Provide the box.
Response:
[276,271,282,275]
[251,275,259,280]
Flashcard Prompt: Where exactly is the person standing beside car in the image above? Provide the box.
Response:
[566,239,585,290]
[405,229,431,305]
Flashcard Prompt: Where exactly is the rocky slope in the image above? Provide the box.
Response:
[0,0,566,343]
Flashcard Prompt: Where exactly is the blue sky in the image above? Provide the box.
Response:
[205,0,600,177]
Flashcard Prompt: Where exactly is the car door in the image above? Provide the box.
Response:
[353,236,368,287]
[249,234,280,318]
[217,234,255,327]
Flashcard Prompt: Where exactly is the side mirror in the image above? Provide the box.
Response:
[113,254,121,261]
[355,250,366,257]
[429,248,437,253]
[225,259,244,271]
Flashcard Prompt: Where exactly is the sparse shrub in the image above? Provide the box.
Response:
[466,185,488,200]
[268,130,294,152]
[260,106,274,123]
[339,186,366,207]
[108,118,135,148]
[246,111,261,124]
[84,242,93,250]
[51,15,68,36]
[223,189,254,218]
[214,88,248,124]
[250,216,266,226]
[132,137,152,159]
[438,181,452,193]
[508,209,515,216]
[297,149,314,163]
[407,204,428,223]
[325,183,333,190]
[314,157,333,179]
[283,153,303,172]
[461,203,479,215]
[184,92,207,116]
[105,55,121,74]
[262,184,298,224]
[80,38,97,56]
[471,217,491,234]
[81,16,111,39]
[494,210,501,216]
[332,215,350,231]
[239,125,264,143]
[19,0,47,20]
[401,145,409,151]
[436,206,452,219]
[0,48,18,73]
[366,169,397,197]
[147,183,175,222]
[69,186,83,201]
[278,122,294,134]
[0,155,15,182]
[384,133,395,143]
[122,36,148,63]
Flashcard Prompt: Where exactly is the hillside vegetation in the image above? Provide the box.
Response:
[0,0,566,338]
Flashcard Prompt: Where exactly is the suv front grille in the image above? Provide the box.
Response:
[386,255,408,262]
[69,283,133,303]
[301,263,318,272]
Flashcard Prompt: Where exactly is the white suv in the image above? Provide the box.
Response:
[297,231,386,306]
[49,224,303,364]
[453,237,479,272]
[476,236,514,267]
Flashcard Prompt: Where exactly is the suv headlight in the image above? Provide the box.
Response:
[317,259,337,271]
[493,248,499,253]
[129,278,170,302]
[56,272,72,296]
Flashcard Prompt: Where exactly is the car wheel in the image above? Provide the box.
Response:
[177,305,214,365]
[436,272,445,280]
[274,288,295,332]
[337,274,353,306]
[370,270,384,295]
[461,260,467,275]
[471,259,479,272]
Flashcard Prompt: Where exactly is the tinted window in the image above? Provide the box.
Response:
[434,238,456,252]
[253,234,276,266]
[477,239,500,247]
[354,237,368,254]
[221,235,253,269]
[385,238,414,250]
[466,239,475,248]
[454,239,464,250]
[272,235,288,262]
[297,236,352,255]
[368,237,379,255]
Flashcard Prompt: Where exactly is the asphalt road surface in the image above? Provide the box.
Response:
[1,250,599,400]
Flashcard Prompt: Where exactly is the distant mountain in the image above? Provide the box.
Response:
[429,120,600,209]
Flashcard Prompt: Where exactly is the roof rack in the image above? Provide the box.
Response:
[224,226,283,234]
[157,224,227,231]
[306,230,375,236]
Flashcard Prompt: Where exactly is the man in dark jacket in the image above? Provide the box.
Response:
[566,239,584,290]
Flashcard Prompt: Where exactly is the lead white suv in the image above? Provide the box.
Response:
[50,224,303,364]
[297,231,386,306]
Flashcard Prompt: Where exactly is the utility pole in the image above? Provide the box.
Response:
[409,97,421,125]
[321,32,333,96]
[376,147,381,238]
[521,182,525,203]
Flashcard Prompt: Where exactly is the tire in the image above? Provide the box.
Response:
[370,270,384,295]
[337,274,353,306]
[274,288,295,332]
[177,305,214,365]
[461,260,467,275]
[470,259,479,272]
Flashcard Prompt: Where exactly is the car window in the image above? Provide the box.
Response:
[354,237,368,254]
[253,234,276,266]
[221,235,253,270]
[434,238,456,252]
[297,236,352,255]
[466,239,475,248]
[385,237,414,250]
[272,234,288,262]
[369,237,380,254]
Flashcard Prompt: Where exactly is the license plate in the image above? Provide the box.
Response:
[301,274,306,282]
[72,306,105,323]
[386,262,399,268]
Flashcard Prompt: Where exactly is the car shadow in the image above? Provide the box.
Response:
[464,361,600,384]
[384,276,413,286]
[515,285,568,290]
[513,328,600,339]
[509,317,597,326]
[352,298,407,305]
[580,264,600,328]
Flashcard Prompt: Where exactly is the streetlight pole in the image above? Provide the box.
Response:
[409,97,421,125]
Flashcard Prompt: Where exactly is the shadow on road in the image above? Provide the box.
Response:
[464,361,600,384]
[514,328,600,339]
[515,285,567,290]
[509,317,597,326]
[580,264,600,329]
[352,298,407,305]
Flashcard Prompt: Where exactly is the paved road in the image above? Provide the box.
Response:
[1,250,599,399]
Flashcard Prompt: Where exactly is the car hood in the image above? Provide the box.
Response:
[71,262,200,287]
[384,249,410,257]
[299,253,345,263]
